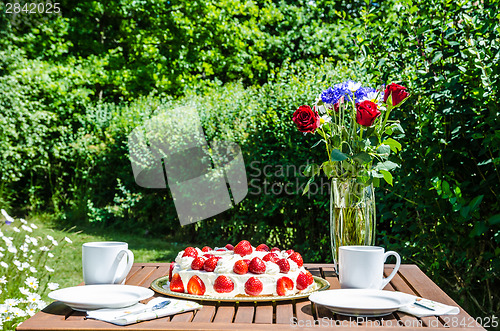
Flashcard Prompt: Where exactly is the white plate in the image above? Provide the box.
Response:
[48,285,154,311]
[309,289,414,317]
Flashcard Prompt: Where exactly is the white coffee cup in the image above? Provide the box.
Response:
[338,245,401,290]
[82,242,134,285]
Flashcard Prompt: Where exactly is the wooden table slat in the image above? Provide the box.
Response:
[191,303,217,323]
[232,303,255,324]
[212,304,235,324]
[253,302,273,324]
[276,302,294,324]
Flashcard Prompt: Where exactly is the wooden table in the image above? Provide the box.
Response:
[17,263,485,330]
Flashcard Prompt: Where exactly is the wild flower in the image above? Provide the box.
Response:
[0,210,73,330]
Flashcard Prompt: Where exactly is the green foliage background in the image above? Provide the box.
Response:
[1,0,498,318]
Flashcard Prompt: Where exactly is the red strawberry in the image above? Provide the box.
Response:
[168,262,175,281]
[233,260,249,275]
[203,257,220,272]
[277,276,294,296]
[225,244,234,250]
[271,247,281,252]
[214,275,234,293]
[285,249,294,256]
[256,244,270,252]
[304,270,314,285]
[187,275,206,295]
[248,257,266,274]
[245,277,263,296]
[262,253,279,263]
[203,253,215,259]
[289,252,303,267]
[276,258,290,273]
[296,271,312,290]
[182,247,198,258]
[170,273,184,293]
[243,259,251,266]
[234,240,253,256]
[202,246,212,252]
[191,256,207,270]
[216,248,226,251]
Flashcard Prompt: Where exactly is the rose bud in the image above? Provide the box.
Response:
[384,83,409,107]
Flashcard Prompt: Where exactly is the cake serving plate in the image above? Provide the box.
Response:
[150,275,329,302]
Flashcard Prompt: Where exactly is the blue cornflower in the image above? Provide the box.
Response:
[354,86,377,103]
[321,82,351,105]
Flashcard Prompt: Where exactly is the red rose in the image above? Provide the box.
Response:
[292,105,320,133]
[383,83,409,106]
[356,100,381,127]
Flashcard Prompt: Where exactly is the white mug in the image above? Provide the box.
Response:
[82,242,134,285]
[338,245,401,290]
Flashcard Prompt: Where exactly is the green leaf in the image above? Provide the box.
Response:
[374,160,399,171]
[330,149,349,161]
[322,161,335,178]
[469,221,488,237]
[380,169,393,186]
[468,195,484,213]
[353,152,371,164]
[311,139,324,149]
[303,163,320,177]
[302,177,315,196]
[376,144,391,157]
[383,138,402,153]
[488,214,500,225]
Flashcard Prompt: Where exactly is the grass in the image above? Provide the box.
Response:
[1,214,191,298]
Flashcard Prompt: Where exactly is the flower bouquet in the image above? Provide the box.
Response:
[292,81,409,268]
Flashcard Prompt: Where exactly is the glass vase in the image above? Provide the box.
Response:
[330,178,376,271]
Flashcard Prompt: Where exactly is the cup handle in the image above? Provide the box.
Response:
[112,249,134,284]
[380,251,401,289]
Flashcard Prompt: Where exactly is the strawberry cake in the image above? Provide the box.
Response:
[167,240,316,297]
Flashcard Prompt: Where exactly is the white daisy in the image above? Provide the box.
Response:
[13,227,21,233]
[39,246,49,251]
[8,246,17,254]
[51,240,58,246]
[347,80,362,92]
[0,276,6,284]
[19,287,31,295]
[48,252,54,258]
[45,266,54,273]
[4,299,19,307]
[30,266,37,273]
[64,237,73,244]
[11,307,27,318]
[0,252,3,258]
[47,282,59,290]
[0,261,8,268]
[21,225,33,233]
[30,223,38,229]
[30,237,38,246]
[21,262,30,269]
[1,209,15,224]
[20,218,28,225]
[13,260,21,267]
[26,293,41,304]
[25,303,38,316]
[25,276,39,290]
[46,235,54,241]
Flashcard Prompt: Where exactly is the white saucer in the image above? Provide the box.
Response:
[48,285,154,311]
[309,289,414,317]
